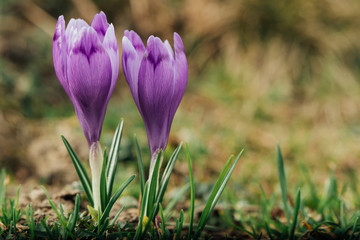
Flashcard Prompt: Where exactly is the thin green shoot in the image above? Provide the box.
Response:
[276,144,291,226]
[41,186,75,239]
[106,120,124,200]
[135,135,146,196]
[110,206,124,226]
[163,183,189,218]
[159,204,166,239]
[26,203,35,240]
[289,188,301,240]
[175,210,184,240]
[194,149,244,240]
[0,169,5,208]
[349,217,359,240]
[61,136,93,206]
[99,174,135,230]
[186,143,195,240]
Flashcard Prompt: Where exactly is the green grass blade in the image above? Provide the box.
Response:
[349,217,359,240]
[110,206,124,226]
[99,218,110,235]
[68,194,80,234]
[340,200,346,228]
[175,210,184,240]
[301,163,319,209]
[41,219,53,239]
[100,174,135,227]
[276,144,290,225]
[264,221,273,240]
[159,143,183,189]
[209,151,243,211]
[186,144,195,240]
[135,182,149,240]
[195,154,234,234]
[12,186,20,224]
[26,203,35,240]
[134,135,146,196]
[0,169,6,208]
[147,150,162,216]
[194,149,244,240]
[100,149,107,212]
[61,136,93,206]
[106,120,124,199]
[163,183,189,217]
[156,144,183,208]
[159,204,166,239]
[289,188,301,240]
[319,171,338,215]
[41,186,75,239]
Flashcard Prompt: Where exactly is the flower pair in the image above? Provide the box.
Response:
[53,12,188,210]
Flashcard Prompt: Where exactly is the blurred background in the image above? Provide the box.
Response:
[1,0,360,203]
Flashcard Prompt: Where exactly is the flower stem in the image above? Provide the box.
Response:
[89,141,103,212]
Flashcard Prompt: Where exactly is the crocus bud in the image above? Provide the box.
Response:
[53,12,119,212]
[53,11,119,146]
[122,31,188,163]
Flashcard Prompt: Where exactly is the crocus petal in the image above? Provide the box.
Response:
[53,16,71,98]
[67,27,112,145]
[122,30,146,111]
[103,24,119,102]
[138,36,175,154]
[124,30,146,57]
[168,32,188,125]
[65,18,89,51]
[122,35,143,112]
[164,40,174,60]
[91,11,109,42]
[122,31,187,157]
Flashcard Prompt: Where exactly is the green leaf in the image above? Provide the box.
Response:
[155,144,183,210]
[0,169,6,208]
[110,206,124,226]
[137,143,183,240]
[134,182,149,240]
[100,149,108,212]
[276,144,290,225]
[134,135,146,196]
[87,205,98,222]
[349,217,359,240]
[175,210,184,240]
[41,186,75,239]
[68,194,80,234]
[159,204,166,239]
[194,149,244,240]
[61,136,93,206]
[340,200,346,228]
[99,174,135,228]
[147,150,162,217]
[289,188,301,240]
[186,144,195,240]
[26,203,35,240]
[99,218,109,235]
[301,164,319,209]
[41,219,53,239]
[106,120,124,199]
[163,183,189,217]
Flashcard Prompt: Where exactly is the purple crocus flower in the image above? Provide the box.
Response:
[53,12,119,211]
[122,31,188,161]
[53,11,119,146]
